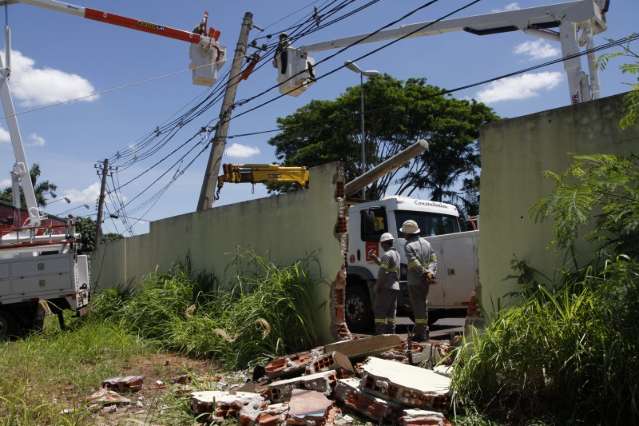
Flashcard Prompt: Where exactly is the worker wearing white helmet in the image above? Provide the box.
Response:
[370,232,401,335]
[400,219,438,342]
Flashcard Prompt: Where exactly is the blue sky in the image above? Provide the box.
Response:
[0,0,636,235]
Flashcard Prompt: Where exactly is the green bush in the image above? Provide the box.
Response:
[90,254,321,369]
[453,154,639,424]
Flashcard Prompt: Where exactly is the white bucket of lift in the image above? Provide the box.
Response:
[189,42,226,87]
[274,47,315,97]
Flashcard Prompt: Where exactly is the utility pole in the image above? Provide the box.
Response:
[95,158,109,244]
[197,12,253,211]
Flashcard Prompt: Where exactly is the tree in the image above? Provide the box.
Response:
[599,35,639,129]
[268,75,498,214]
[0,163,58,207]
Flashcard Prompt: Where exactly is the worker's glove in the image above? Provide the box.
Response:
[423,271,436,285]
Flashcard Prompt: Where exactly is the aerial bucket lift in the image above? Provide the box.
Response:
[275,0,609,103]
[0,0,226,338]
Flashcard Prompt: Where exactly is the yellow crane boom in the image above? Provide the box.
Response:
[216,164,310,197]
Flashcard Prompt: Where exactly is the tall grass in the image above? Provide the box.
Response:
[453,257,639,424]
[91,253,322,369]
[0,321,148,425]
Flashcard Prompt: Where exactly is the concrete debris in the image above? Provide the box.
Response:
[190,391,265,419]
[400,409,447,425]
[101,404,118,414]
[333,413,354,425]
[101,375,144,392]
[433,365,453,378]
[305,351,354,375]
[287,389,336,425]
[324,334,402,359]
[86,388,132,406]
[360,357,451,411]
[267,370,337,403]
[244,403,289,426]
[333,378,402,422]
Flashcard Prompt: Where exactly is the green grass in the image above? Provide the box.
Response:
[92,253,323,369]
[452,257,639,425]
[0,319,148,425]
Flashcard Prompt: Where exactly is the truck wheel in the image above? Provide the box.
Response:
[345,281,374,334]
[0,311,15,341]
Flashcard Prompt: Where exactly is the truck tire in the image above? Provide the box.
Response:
[345,279,374,334]
[0,310,16,341]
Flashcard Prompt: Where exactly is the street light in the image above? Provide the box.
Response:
[344,60,380,200]
[57,203,90,216]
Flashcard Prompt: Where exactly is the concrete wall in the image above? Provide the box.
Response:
[93,162,346,342]
[479,93,639,313]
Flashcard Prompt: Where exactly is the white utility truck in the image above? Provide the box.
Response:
[345,196,478,332]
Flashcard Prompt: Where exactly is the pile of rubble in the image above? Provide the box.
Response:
[190,334,457,425]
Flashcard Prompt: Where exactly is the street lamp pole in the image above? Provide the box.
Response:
[345,61,380,200]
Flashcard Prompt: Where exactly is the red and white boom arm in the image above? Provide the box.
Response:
[0,0,226,227]
[5,0,221,47]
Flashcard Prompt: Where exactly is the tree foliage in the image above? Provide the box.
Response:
[599,35,639,129]
[533,154,639,260]
[0,163,58,207]
[268,75,497,213]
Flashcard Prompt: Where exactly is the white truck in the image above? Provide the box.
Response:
[345,196,478,332]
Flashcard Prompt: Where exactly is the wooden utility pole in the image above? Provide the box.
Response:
[197,12,253,211]
[95,158,109,244]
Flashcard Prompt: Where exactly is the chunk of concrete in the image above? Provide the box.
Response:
[287,389,334,425]
[360,357,451,411]
[190,390,264,419]
[333,378,403,422]
[101,375,144,392]
[267,370,336,403]
[324,334,402,359]
[433,365,453,378]
[400,409,447,425]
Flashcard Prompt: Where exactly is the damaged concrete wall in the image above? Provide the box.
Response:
[479,93,639,313]
[93,162,347,342]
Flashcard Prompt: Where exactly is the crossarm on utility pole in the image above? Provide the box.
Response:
[344,139,428,198]
[197,12,253,211]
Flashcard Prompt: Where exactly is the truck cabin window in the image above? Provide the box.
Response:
[395,211,460,237]
[361,207,387,241]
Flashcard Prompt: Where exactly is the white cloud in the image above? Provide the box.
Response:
[4,50,98,107]
[476,71,563,103]
[0,127,9,143]
[225,143,261,159]
[514,39,560,60]
[28,132,45,146]
[0,178,10,188]
[64,182,100,205]
[492,2,520,12]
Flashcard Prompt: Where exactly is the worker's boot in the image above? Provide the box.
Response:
[385,320,396,335]
[374,319,386,335]
[413,321,429,342]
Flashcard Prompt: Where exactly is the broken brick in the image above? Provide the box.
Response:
[268,370,337,403]
[333,378,403,422]
[305,351,353,375]
[190,390,265,419]
[86,388,131,406]
[101,375,144,393]
[266,351,316,379]
[286,389,334,425]
[360,358,451,411]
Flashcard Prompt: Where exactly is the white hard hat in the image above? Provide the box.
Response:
[400,219,421,235]
[380,232,394,243]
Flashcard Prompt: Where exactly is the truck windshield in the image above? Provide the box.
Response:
[395,211,461,236]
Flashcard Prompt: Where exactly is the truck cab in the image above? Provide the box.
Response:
[345,196,479,332]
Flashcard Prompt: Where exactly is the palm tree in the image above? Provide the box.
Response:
[0,163,58,207]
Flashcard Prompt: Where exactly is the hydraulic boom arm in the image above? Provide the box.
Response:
[216,164,310,197]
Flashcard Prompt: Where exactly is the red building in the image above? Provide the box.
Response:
[0,200,67,237]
